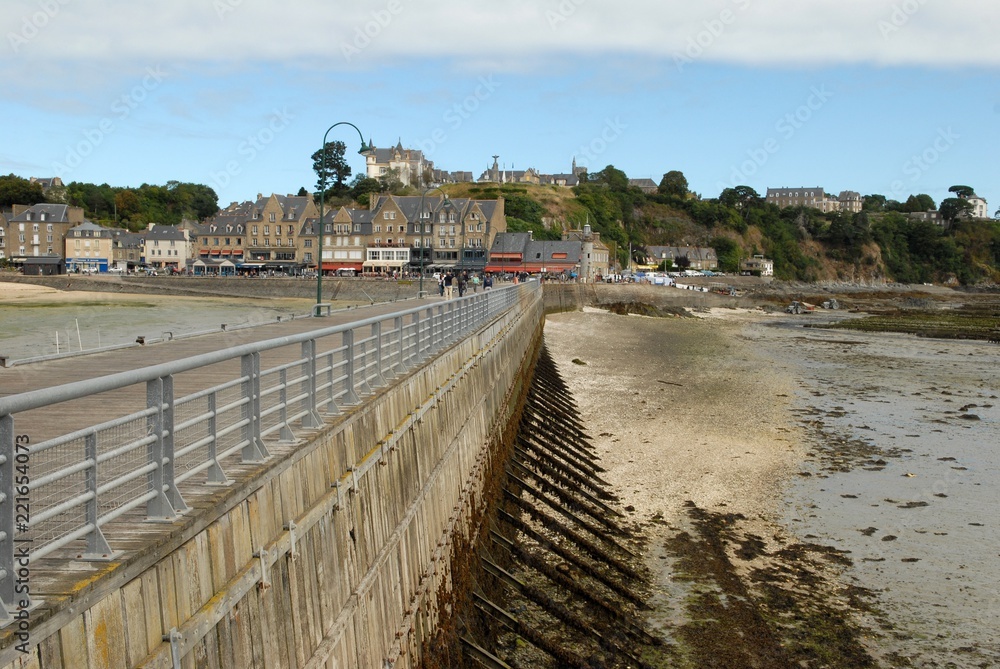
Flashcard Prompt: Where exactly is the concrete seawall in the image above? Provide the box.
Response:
[2,291,544,668]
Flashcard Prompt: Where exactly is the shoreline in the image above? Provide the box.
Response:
[545,306,1000,666]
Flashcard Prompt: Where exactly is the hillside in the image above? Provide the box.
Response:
[439,173,1000,286]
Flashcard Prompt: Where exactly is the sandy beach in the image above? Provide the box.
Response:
[545,306,1000,667]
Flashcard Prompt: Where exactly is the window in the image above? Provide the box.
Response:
[387,225,393,233]
[252,226,258,235]
[214,238,220,246]
[375,225,381,233]
[264,226,270,235]
[374,238,381,245]
[269,213,276,222]
[304,239,312,247]
[287,225,293,234]
[398,238,404,246]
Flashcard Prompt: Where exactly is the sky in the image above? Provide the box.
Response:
[2,0,998,214]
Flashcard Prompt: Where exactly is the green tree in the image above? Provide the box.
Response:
[350,176,382,203]
[710,236,741,272]
[862,194,886,211]
[378,167,404,194]
[948,185,975,199]
[311,141,352,197]
[657,170,688,198]
[902,194,935,212]
[939,198,974,225]
[718,186,762,215]
[0,174,45,207]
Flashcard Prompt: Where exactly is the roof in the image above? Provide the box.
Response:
[144,225,187,241]
[8,203,71,222]
[67,220,114,237]
[490,232,532,254]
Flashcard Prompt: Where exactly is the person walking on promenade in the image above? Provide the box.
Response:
[457,272,467,298]
[444,271,454,299]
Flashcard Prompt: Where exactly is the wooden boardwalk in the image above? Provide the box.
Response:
[0,298,439,621]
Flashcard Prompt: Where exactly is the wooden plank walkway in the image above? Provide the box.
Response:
[0,298,441,605]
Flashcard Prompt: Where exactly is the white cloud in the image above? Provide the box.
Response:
[3,0,998,75]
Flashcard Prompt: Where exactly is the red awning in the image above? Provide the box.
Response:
[210,249,221,255]
[322,262,363,271]
[232,249,244,255]
[220,248,231,255]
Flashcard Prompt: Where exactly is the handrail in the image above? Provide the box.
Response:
[0,282,540,625]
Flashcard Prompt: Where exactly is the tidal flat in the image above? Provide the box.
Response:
[546,306,999,667]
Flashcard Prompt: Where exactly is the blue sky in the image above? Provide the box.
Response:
[2,1,998,214]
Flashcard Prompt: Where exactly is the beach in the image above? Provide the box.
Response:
[545,306,999,667]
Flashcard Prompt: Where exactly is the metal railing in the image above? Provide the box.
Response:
[0,282,539,623]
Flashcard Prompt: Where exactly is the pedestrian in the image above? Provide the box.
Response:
[484,274,493,290]
[438,275,445,297]
[458,272,467,298]
[471,274,480,292]
[444,271,454,299]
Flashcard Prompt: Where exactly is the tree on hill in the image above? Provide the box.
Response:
[719,186,762,217]
[863,194,886,211]
[948,185,975,199]
[588,165,630,192]
[311,140,352,197]
[902,194,935,212]
[657,170,688,198]
[0,174,45,207]
[939,197,974,225]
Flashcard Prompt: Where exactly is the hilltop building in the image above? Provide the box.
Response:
[766,187,862,214]
[365,140,431,187]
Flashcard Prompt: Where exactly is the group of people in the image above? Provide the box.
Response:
[438,271,493,299]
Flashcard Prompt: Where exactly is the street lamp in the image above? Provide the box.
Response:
[417,186,451,297]
[316,122,372,312]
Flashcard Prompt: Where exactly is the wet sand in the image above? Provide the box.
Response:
[545,306,1000,667]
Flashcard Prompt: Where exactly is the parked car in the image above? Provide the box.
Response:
[107,266,125,274]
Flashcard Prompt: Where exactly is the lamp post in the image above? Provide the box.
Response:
[316,122,371,311]
[417,186,450,297]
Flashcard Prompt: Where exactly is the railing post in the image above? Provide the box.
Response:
[240,353,269,462]
[146,376,187,520]
[394,315,409,375]
[412,311,423,364]
[83,433,116,559]
[0,414,15,623]
[343,330,360,405]
[277,369,296,442]
[301,340,323,428]
[323,351,340,416]
[206,393,230,485]
[372,322,387,387]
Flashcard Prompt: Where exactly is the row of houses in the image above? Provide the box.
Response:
[2,194,619,281]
